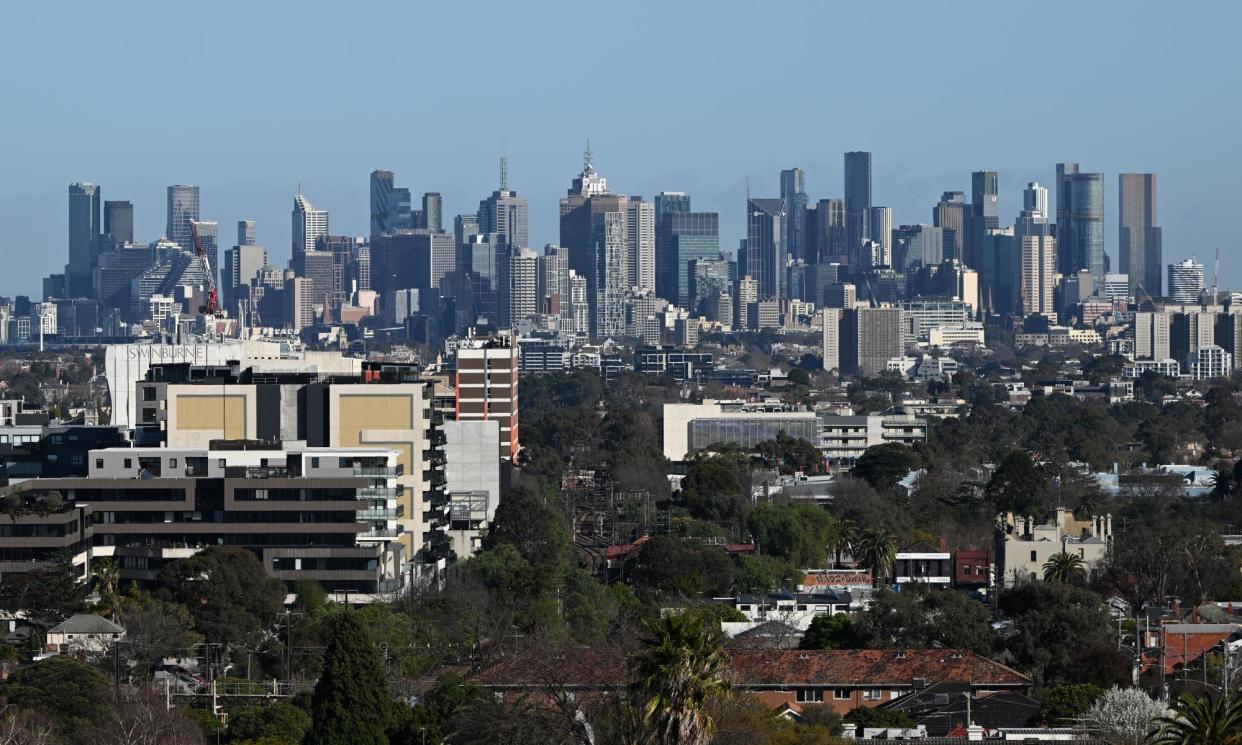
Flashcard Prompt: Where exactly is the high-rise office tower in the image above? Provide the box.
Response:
[844,151,872,259]
[559,146,628,337]
[237,220,257,246]
[898,225,945,271]
[868,207,892,267]
[502,248,538,327]
[1055,162,1079,275]
[222,243,268,313]
[1065,172,1105,282]
[1119,173,1162,297]
[422,192,443,233]
[735,276,758,330]
[166,185,200,251]
[190,220,220,287]
[807,198,847,264]
[537,244,571,317]
[658,212,720,307]
[780,168,808,263]
[1023,182,1049,220]
[744,198,785,300]
[103,200,133,247]
[626,198,656,292]
[67,182,101,297]
[964,171,998,271]
[933,191,966,262]
[478,156,530,249]
[370,169,413,240]
[1168,259,1205,303]
[654,191,692,301]
[291,192,329,261]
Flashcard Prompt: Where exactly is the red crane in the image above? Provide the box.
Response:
[189,220,223,316]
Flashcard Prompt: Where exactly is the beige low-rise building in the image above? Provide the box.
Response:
[995,508,1112,586]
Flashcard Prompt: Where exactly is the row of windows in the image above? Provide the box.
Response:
[794,688,888,703]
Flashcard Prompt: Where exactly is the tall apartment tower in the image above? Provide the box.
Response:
[1119,173,1162,297]
[478,156,530,249]
[933,191,966,261]
[1134,311,1172,360]
[844,151,872,260]
[292,192,329,261]
[166,185,200,251]
[1168,259,1205,303]
[744,198,785,300]
[67,182,101,297]
[103,200,134,247]
[503,248,539,326]
[455,338,520,460]
[841,306,903,376]
[780,168,808,263]
[1016,217,1056,318]
[626,197,656,293]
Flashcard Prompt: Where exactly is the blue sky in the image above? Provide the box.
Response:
[0,0,1238,296]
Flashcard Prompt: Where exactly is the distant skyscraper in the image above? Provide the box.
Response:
[166,185,200,250]
[1022,182,1048,220]
[370,169,412,240]
[841,306,903,375]
[1016,209,1056,318]
[1066,172,1105,282]
[223,243,268,312]
[964,171,998,272]
[291,192,329,260]
[67,182,101,297]
[478,157,530,249]
[654,191,692,301]
[237,220,257,246]
[1055,162,1079,275]
[1119,173,1162,297]
[744,198,785,300]
[559,145,628,337]
[780,168,808,263]
[933,192,966,261]
[868,207,892,267]
[807,198,847,264]
[660,212,721,306]
[592,209,629,337]
[844,151,872,259]
[103,200,133,246]
[422,192,443,233]
[1168,258,1205,303]
[626,197,656,292]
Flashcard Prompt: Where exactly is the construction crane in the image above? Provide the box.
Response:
[190,220,223,317]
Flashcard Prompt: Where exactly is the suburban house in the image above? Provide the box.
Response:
[44,613,125,655]
[995,509,1112,586]
[893,542,952,586]
[726,590,853,630]
[471,648,1032,717]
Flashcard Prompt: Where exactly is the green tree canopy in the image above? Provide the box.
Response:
[998,581,1113,686]
[853,443,918,492]
[746,503,838,568]
[852,585,994,654]
[0,655,112,739]
[626,536,736,598]
[799,613,863,650]
[227,702,311,745]
[156,546,285,648]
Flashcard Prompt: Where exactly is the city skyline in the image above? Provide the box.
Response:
[0,1,1237,296]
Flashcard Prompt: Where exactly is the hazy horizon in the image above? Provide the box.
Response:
[1,0,1237,296]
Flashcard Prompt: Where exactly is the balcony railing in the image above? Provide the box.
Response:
[353,466,402,478]
[358,528,402,539]
[356,508,399,521]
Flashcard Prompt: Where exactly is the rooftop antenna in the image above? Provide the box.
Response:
[499,139,509,192]
[1212,248,1221,303]
[746,175,751,203]
[583,139,593,171]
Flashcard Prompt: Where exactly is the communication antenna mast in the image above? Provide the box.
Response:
[499,141,509,192]
[1212,248,1221,303]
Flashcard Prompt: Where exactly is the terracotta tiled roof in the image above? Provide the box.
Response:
[726,650,1031,687]
[470,648,1031,689]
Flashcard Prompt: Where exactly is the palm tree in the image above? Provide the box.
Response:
[91,558,121,619]
[1148,693,1242,744]
[851,527,897,586]
[1042,551,1087,584]
[630,613,730,745]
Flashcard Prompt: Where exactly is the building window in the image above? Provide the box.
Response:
[864,689,884,701]
[218,459,226,468]
[95,458,103,469]
[1030,550,1037,562]
[833,689,850,701]
[255,489,268,500]
[124,459,132,470]
[169,458,178,469]
[795,688,824,703]
[311,457,320,468]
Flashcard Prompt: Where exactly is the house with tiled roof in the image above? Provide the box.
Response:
[471,647,1032,716]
